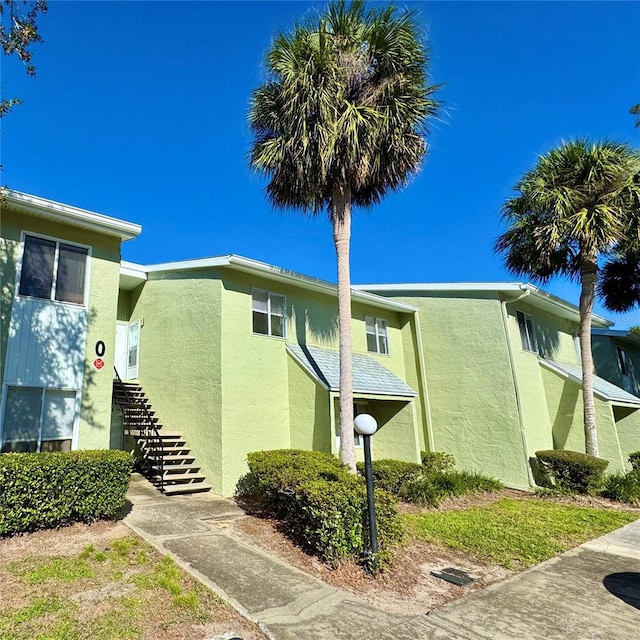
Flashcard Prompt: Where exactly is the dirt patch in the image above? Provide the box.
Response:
[0,521,267,640]
[231,513,511,615]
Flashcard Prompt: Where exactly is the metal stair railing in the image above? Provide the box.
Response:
[113,368,164,493]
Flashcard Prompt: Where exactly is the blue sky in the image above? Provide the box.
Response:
[2,1,639,327]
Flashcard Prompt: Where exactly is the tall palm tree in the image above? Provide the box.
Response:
[598,240,640,313]
[248,0,439,470]
[496,139,640,457]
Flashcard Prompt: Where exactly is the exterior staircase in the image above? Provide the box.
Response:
[112,376,212,496]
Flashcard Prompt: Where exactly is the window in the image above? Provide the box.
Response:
[335,400,368,449]
[617,346,630,376]
[1,386,76,453]
[18,235,89,305]
[252,289,286,337]
[366,316,389,354]
[516,311,538,353]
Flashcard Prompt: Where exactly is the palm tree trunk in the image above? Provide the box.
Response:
[579,254,599,457]
[331,185,356,472]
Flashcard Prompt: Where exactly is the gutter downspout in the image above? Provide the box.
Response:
[500,287,536,487]
[413,311,436,453]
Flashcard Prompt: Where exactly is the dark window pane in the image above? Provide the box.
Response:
[55,244,87,304]
[2,386,42,451]
[18,236,55,299]
[253,311,268,335]
[367,333,378,352]
[271,314,284,337]
[517,312,531,351]
[378,334,388,354]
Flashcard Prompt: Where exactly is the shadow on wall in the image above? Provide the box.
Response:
[292,303,338,346]
[551,380,580,449]
[603,572,640,610]
[536,325,561,360]
[1,292,102,444]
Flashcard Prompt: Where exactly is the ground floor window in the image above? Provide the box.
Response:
[1,386,76,453]
[335,400,369,450]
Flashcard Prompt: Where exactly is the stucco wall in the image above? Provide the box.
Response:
[540,366,626,472]
[0,209,122,449]
[593,335,640,396]
[612,405,640,469]
[386,292,529,487]
[217,269,419,495]
[128,269,224,493]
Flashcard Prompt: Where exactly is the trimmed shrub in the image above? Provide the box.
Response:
[356,459,424,494]
[629,452,640,472]
[237,449,402,569]
[421,451,455,475]
[535,450,609,495]
[0,450,133,536]
[400,476,443,507]
[602,471,640,506]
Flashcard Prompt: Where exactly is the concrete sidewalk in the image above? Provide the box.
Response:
[124,474,640,639]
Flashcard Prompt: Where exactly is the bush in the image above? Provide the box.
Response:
[602,471,640,506]
[0,450,133,536]
[356,459,424,494]
[237,449,402,569]
[535,450,609,495]
[421,451,455,475]
[628,452,640,472]
[400,470,504,507]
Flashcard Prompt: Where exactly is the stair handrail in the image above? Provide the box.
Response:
[113,368,164,493]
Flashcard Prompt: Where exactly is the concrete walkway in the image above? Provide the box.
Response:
[124,474,640,639]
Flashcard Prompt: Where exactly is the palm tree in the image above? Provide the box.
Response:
[496,139,640,457]
[598,240,640,313]
[631,103,640,128]
[248,0,439,470]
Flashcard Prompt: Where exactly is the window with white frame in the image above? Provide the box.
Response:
[516,311,538,353]
[335,400,368,449]
[18,235,89,305]
[366,316,389,354]
[252,289,286,337]
[1,386,76,453]
[617,346,630,376]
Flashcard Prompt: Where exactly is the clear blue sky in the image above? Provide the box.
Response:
[2,1,639,327]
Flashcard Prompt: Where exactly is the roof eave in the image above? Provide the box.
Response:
[3,189,142,241]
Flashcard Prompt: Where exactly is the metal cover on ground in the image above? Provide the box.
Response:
[430,567,476,587]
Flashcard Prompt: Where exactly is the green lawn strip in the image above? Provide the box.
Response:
[403,498,639,569]
[0,536,230,640]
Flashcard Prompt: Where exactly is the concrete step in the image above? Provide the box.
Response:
[162,482,212,496]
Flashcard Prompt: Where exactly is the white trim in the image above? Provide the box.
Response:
[126,255,418,313]
[365,315,390,355]
[251,288,287,339]
[355,282,613,328]
[3,189,141,240]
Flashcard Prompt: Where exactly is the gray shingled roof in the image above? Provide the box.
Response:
[287,344,417,397]
[541,360,640,406]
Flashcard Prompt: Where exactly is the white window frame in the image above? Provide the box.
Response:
[0,384,80,453]
[365,316,389,355]
[516,311,538,353]
[617,346,630,377]
[251,288,287,338]
[15,231,92,308]
[335,400,368,450]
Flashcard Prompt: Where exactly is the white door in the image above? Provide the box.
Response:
[114,322,128,379]
[126,320,141,380]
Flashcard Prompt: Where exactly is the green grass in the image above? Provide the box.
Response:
[0,535,248,640]
[404,498,639,568]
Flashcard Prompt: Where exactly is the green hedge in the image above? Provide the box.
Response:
[602,471,640,506]
[629,451,640,472]
[0,450,134,536]
[421,451,455,474]
[356,459,424,494]
[535,450,608,495]
[237,450,402,568]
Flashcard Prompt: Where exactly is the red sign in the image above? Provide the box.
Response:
[93,357,105,370]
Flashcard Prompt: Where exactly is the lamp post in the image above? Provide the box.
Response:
[354,413,378,566]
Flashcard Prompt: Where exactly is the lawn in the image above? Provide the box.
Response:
[0,525,265,640]
[403,497,639,569]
